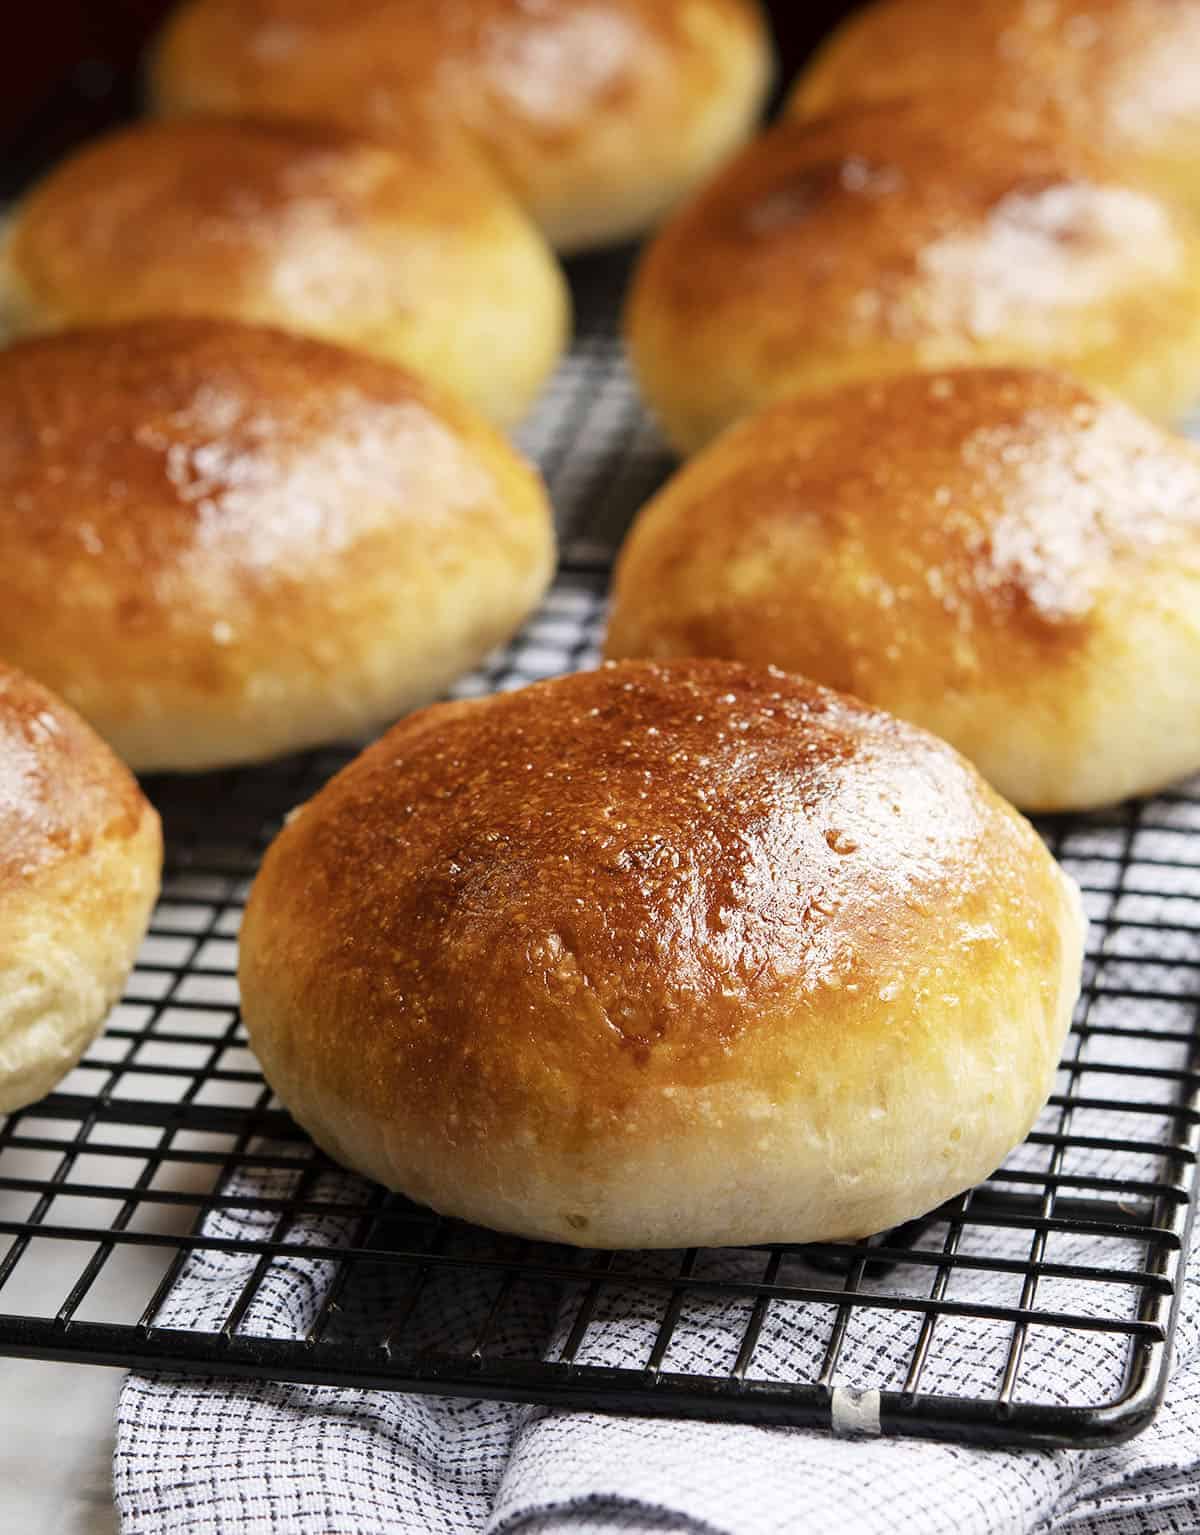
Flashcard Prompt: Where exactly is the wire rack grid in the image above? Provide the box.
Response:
[0,153,1198,1451]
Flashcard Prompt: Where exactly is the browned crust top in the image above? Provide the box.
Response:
[792,0,1200,161]
[242,660,1061,1147]
[154,0,768,144]
[8,114,511,324]
[0,318,543,703]
[607,367,1200,685]
[630,95,1184,347]
[0,662,152,888]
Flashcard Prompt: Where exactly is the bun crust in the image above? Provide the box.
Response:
[239,659,1083,1249]
[791,0,1200,217]
[0,117,568,428]
[626,100,1200,453]
[606,368,1200,810]
[149,0,775,252]
[0,663,161,1112]
[0,319,554,773]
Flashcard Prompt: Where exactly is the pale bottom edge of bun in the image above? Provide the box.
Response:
[260,869,1085,1251]
[0,822,161,1114]
[75,557,555,775]
[630,324,1200,463]
[534,30,774,256]
[907,571,1200,815]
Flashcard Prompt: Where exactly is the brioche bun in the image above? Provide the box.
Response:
[627,100,1200,453]
[240,659,1083,1248]
[607,368,1200,810]
[0,319,554,773]
[0,663,161,1113]
[791,0,1200,219]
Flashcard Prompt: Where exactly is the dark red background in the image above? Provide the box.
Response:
[0,3,859,182]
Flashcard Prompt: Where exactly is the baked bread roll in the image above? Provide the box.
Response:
[0,663,161,1114]
[626,99,1200,454]
[791,0,1200,218]
[149,0,775,253]
[0,319,554,774]
[606,368,1200,811]
[239,658,1084,1249]
[0,116,568,429]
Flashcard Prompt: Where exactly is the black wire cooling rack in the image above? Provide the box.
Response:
[2,70,1200,1457]
[1,301,1198,1449]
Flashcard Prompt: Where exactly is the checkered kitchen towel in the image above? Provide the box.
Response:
[114,1149,1200,1535]
[114,339,1200,1533]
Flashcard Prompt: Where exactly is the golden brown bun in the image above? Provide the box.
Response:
[239,658,1083,1249]
[149,0,775,253]
[0,117,568,429]
[606,368,1200,811]
[0,662,161,1113]
[792,0,1200,218]
[0,319,555,774]
[626,99,1200,454]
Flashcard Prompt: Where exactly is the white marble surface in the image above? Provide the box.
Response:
[0,1023,239,1535]
[0,1357,119,1533]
